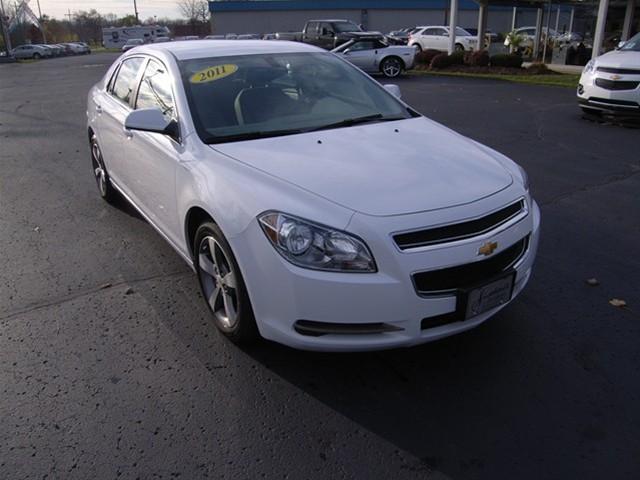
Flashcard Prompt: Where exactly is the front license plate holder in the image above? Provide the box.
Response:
[458,271,516,320]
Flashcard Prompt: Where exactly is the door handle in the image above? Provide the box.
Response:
[95,104,102,114]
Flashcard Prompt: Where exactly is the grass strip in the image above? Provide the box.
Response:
[409,70,580,88]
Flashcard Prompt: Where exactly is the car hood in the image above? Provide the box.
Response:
[211,117,513,217]
[597,50,640,68]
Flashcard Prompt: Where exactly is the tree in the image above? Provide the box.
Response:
[177,0,209,25]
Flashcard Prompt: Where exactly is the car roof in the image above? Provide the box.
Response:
[134,40,323,60]
[307,19,354,23]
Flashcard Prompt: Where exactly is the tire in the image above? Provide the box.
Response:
[412,43,422,52]
[194,222,259,344]
[454,43,465,52]
[33,53,41,59]
[90,134,117,203]
[381,56,403,78]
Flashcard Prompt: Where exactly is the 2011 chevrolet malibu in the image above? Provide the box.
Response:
[87,40,540,351]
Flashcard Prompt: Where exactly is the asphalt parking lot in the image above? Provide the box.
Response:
[1,53,639,480]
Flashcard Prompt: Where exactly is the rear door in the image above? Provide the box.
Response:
[434,28,450,50]
[420,28,441,50]
[96,56,145,186]
[303,22,319,45]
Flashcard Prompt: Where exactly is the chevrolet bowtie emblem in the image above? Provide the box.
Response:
[478,241,498,256]
[610,74,622,80]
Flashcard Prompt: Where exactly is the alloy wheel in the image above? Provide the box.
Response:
[91,141,108,196]
[198,236,239,329]
[382,58,402,78]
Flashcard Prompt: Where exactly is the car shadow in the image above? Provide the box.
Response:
[138,269,547,480]
[108,188,145,221]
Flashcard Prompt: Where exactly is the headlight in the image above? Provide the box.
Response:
[583,59,596,75]
[258,212,376,272]
[518,165,530,192]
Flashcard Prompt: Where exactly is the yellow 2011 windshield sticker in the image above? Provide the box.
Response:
[190,64,238,84]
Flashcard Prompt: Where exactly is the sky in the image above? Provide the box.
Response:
[36,0,184,20]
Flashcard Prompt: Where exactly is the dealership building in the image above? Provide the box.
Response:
[208,0,637,59]
[208,0,574,36]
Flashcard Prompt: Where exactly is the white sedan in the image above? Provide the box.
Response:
[578,33,640,118]
[87,40,539,351]
[409,26,478,52]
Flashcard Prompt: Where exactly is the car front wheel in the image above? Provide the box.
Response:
[195,222,258,344]
[33,53,41,59]
[381,57,403,78]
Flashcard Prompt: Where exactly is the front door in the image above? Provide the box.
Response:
[121,58,182,246]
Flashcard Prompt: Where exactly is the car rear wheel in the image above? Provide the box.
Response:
[455,43,465,52]
[412,43,422,52]
[195,222,259,344]
[90,135,117,203]
[381,57,403,78]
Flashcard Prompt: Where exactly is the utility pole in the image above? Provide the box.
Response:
[36,0,46,43]
[133,0,139,24]
[0,0,12,55]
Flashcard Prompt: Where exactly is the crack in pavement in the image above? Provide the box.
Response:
[0,270,192,322]
[540,166,640,207]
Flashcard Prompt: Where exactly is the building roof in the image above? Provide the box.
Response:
[209,0,481,12]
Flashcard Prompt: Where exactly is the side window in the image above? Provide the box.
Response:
[423,28,437,36]
[437,28,448,36]
[306,22,318,34]
[320,22,333,36]
[350,41,375,51]
[111,57,144,105]
[135,59,175,120]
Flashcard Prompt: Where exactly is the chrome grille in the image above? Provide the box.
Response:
[393,200,525,250]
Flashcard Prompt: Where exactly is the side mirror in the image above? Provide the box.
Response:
[617,41,626,49]
[384,84,401,99]
[343,48,351,54]
[125,108,179,141]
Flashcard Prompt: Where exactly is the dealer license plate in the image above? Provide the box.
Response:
[463,273,515,319]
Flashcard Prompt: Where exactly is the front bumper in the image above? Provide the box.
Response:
[232,195,541,352]
[577,70,640,117]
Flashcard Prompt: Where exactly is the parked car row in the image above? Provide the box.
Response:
[11,42,91,59]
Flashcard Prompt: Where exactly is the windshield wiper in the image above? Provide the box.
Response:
[206,128,305,144]
[307,114,406,132]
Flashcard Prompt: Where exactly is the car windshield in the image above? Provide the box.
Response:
[181,52,412,144]
[333,22,362,33]
[620,33,640,51]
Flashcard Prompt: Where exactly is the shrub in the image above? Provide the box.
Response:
[526,62,550,74]
[415,48,441,65]
[465,50,490,67]
[448,51,465,65]
[490,53,523,68]
[430,53,451,69]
